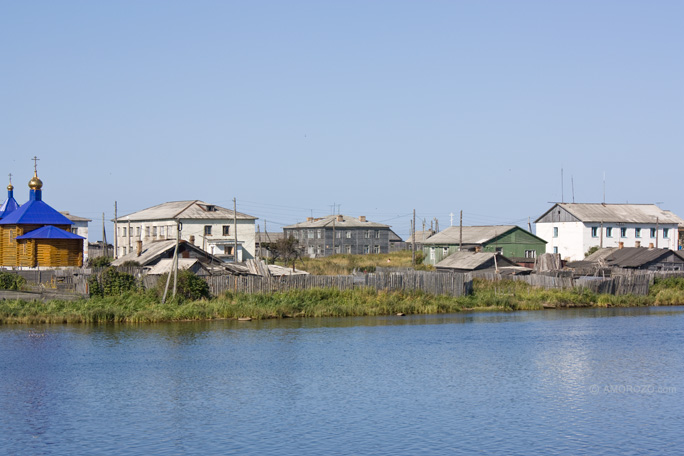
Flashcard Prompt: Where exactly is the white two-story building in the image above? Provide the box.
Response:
[114,200,257,262]
[535,203,684,261]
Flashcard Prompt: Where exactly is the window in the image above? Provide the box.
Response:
[375,230,380,239]
[443,247,449,256]
[553,227,558,238]
[620,227,627,238]
[224,246,233,255]
[145,226,150,237]
[308,230,314,239]
[345,245,352,254]
[591,227,598,238]
[606,227,613,238]
[71,228,78,234]
[635,228,641,238]
[122,227,127,237]
[664,228,670,239]
[308,246,314,254]
[495,247,503,253]
[317,229,322,239]
[525,250,536,258]
[364,230,370,238]
[223,225,230,236]
[335,246,341,254]
[136,227,141,237]
[346,231,351,239]
[650,228,656,238]
[316,246,322,254]
[159,226,165,237]
[204,225,212,236]
[336,231,341,239]
[153,226,157,236]
[430,247,435,259]
[553,247,558,254]
[373,245,380,254]
[364,245,370,254]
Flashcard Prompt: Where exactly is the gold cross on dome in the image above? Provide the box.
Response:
[32,156,40,174]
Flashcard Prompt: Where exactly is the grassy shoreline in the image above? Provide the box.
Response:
[2,278,684,325]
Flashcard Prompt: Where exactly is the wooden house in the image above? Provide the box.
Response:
[0,170,84,268]
[422,225,547,266]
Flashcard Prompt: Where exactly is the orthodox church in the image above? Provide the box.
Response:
[0,166,85,268]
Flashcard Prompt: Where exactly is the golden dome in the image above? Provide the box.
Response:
[7,183,13,191]
[28,172,43,190]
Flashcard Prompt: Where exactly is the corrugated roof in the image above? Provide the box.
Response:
[16,225,85,240]
[284,215,390,229]
[60,211,92,222]
[540,203,684,224]
[147,258,203,275]
[605,247,684,268]
[435,251,518,270]
[116,200,257,222]
[111,239,225,267]
[256,232,286,243]
[423,225,518,245]
[0,190,73,226]
[405,230,435,244]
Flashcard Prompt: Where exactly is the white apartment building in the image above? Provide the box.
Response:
[535,203,683,261]
[114,200,257,262]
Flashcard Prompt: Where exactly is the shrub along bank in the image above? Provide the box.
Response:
[1,277,684,324]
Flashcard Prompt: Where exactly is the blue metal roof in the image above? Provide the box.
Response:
[0,189,72,226]
[15,225,85,240]
[0,188,19,220]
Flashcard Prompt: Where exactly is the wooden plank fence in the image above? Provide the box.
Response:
[5,268,684,298]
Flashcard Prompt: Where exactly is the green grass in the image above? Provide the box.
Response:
[2,277,683,324]
[286,250,434,275]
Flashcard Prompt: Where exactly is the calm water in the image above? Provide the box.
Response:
[1,307,683,456]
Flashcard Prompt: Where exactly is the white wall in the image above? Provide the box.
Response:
[537,222,679,261]
[116,218,256,261]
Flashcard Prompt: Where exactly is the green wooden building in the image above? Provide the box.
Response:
[422,225,547,266]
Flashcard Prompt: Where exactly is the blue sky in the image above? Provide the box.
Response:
[2,1,682,241]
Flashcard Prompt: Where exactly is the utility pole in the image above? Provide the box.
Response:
[656,217,659,248]
[102,212,108,258]
[114,201,118,259]
[459,210,463,251]
[233,198,238,263]
[411,209,416,266]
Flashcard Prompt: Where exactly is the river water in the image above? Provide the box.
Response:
[1,306,682,455]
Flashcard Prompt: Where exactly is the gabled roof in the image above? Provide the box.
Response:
[423,225,545,245]
[535,203,684,224]
[405,230,435,244]
[111,239,225,267]
[147,258,207,275]
[15,225,85,240]
[284,215,391,229]
[582,247,684,268]
[60,211,92,222]
[255,231,287,243]
[435,251,518,270]
[116,200,257,222]
[0,192,73,226]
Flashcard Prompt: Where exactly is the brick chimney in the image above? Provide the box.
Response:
[136,240,143,257]
[359,216,366,222]
[635,241,640,248]
[618,242,624,249]
[475,246,482,253]
[189,235,195,245]
[307,217,313,222]
[648,243,654,249]
[337,215,343,222]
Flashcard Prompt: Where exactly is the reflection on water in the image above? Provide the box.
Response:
[1,307,683,455]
